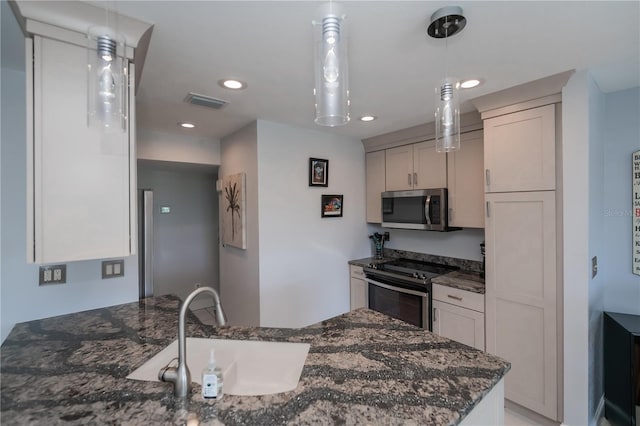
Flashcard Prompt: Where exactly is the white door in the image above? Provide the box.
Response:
[485,190,558,420]
[447,131,484,228]
[385,145,413,190]
[366,151,386,223]
[413,140,447,189]
[484,104,556,193]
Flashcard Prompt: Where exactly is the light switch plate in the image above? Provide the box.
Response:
[102,260,125,279]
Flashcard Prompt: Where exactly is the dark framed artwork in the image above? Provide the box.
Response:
[309,158,329,187]
[321,194,343,218]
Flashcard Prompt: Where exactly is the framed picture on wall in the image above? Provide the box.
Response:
[321,194,343,218]
[309,158,329,187]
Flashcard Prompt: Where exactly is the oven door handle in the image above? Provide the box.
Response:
[365,278,428,297]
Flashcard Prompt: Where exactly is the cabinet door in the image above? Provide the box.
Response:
[413,140,447,189]
[485,191,558,419]
[385,145,413,190]
[484,104,556,192]
[349,265,368,311]
[366,151,385,223]
[432,300,485,351]
[29,36,133,263]
[448,131,484,228]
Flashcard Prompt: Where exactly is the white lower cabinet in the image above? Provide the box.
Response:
[349,265,368,310]
[432,284,485,351]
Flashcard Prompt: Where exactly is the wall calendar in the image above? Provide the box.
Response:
[634,150,640,276]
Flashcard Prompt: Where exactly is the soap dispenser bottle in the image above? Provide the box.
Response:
[202,349,223,399]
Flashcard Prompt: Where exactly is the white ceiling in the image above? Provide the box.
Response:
[106,1,640,141]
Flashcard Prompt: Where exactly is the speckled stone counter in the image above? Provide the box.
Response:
[431,271,486,294]
[349,251,485,294]
[347,256,393,268]
[1,296,508,425]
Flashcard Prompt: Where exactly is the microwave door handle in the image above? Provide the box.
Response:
[425,195,432,225]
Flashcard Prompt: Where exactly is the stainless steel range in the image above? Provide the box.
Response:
[363,258,458,330]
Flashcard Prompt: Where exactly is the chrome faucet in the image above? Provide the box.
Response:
[158,286,227,398]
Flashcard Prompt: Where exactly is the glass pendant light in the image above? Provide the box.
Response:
[313,2,350,127]
[87,5,127,133]
[428,6,467,153]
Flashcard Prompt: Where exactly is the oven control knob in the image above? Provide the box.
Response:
[412,272,420,278]
[420,274,427,280]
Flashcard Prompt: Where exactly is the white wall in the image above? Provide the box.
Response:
[219,122,260,326]
[367,226,485,261]
[257,120,370,328]
[137,128,221,165]
[137,161,219,304]
[562,71,591,426]
[587,74,605,424]
[602,87,640,314]
[0,3,137,343]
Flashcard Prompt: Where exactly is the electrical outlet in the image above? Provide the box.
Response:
[39,264,66,285]
[102,260,125,279]
[592,256,598,278]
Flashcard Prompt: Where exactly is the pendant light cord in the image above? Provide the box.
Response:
[444,19,449,81]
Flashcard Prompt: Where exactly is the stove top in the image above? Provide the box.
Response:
[364,258,458,284]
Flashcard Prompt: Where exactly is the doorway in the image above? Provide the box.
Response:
[137,159,220,312]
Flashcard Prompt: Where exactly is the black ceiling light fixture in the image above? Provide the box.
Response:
[427,6,467,153]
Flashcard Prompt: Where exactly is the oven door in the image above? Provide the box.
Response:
[365,277,430,330]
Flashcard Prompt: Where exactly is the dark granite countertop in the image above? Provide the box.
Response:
[1,295,508,425]
[432,271,486,295]
[349,254,485,294]
[347,256,393,267]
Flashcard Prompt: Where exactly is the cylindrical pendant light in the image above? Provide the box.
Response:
[313,2,350,127]
[428,6,467,153]
[87,6,127,133]
[434,77,461,153]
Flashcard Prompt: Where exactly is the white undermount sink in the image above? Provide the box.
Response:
[127,338,310,396]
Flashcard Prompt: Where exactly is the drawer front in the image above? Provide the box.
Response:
[433,283,484,313]
[350,265,365,279]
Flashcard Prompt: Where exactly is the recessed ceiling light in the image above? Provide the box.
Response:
[218,79,247,90]
[179,122,195,129]
[359,115,377,122]
[460,79,481,89]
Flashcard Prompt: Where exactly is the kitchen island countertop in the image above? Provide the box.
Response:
[1,295,508,425]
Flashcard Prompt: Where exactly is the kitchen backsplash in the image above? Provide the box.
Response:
[383,248,483,273]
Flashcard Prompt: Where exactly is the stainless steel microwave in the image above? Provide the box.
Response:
[381,188,455,231]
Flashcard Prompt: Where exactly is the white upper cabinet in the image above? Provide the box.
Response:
[413,140,447,189]
[483,104,556,192]
[447,131,484,228]
[385,140,446,191]
[385,145,414,190]
[27,35,136,264]
[365,151,386,223]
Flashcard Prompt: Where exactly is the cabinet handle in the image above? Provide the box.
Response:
[485,169,491,186]
[433,308,437,322]
[486,201,490,217]
[408,173,412,186]
[413,172,418,186]
[447,294,463,301]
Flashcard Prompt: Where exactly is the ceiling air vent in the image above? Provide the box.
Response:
[185,92,228,110]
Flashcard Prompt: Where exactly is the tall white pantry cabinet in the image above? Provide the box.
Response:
[19,9,149,264]
[480,98,563,421]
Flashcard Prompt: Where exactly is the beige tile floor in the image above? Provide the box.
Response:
[192,307,219,326]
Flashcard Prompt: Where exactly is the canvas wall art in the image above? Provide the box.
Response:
[221,172,246,250]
